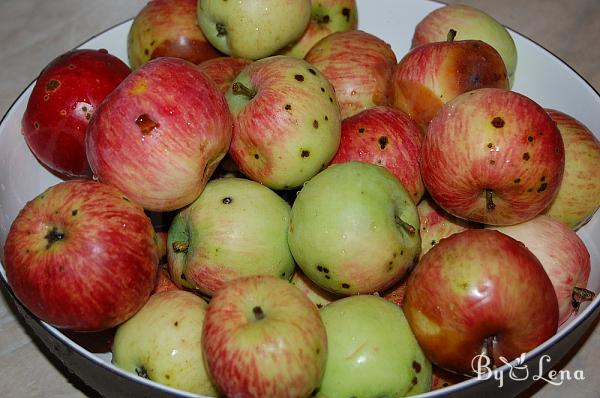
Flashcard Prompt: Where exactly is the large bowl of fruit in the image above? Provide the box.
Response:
[1,0,599,397]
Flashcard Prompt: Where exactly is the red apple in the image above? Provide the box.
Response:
[329,106,424,203]
[403,229,559,374]
[202,275,327,398]
[197,56,253,94]
[391,36,509,130]
[22,49,130,178]
[304,30,397,119]
[3,180,159,331]
[421,88,565,225]
[152,268,180,295]
[86,57,232,212]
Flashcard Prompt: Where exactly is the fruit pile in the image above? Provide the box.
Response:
[3,0,600,397]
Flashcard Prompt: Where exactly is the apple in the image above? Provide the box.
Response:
[543,109,600,229]
[167,177,295,296]
[226,55,341,190]
[391,36,509,130]
[112,290,217,396]
[290,269,339,309]
[197,56,253,94]
[490,215,595,325]
[329,106,424,203]
[288,161,421,295]
[202,275,327,398]
[305,30,397,119]
[197,0,311,60]
[280,0,358,58]
[127,0,221,69]
[3,179,159,331]
[403,229,559,374]
[154,230,168,264]
[412,4,518,86]
[431,366,466,390]
[21,49,130,178]
[382,277,407,308]
[152,268,180,294]
[421,88,565,225]
[316,295,431,397]
[86,57,232,212]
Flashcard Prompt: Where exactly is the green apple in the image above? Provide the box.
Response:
[168,177,295,296]
[111,290,217,396]
[288,161,421,295]
[197,0,311,60]
[316,295,432,397]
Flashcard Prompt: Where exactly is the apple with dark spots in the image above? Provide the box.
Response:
[167,177,295,296]
[127,0,221,69]
[421,88,565,225]
[197,56,253,94]
[226,55,341,189]
[288,161,421,295]
[112,290,217,396]
[316,295,431,397]
[22,49,130,178]
[86,57,232,212]
[305,30,397,119]
[329,106,424,203]
[403,229,559,374]
[3,179,159,331]
[280,0,358,58]
[391,36,509,130]
[202,275,327,398]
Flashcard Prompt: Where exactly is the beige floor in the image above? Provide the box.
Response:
[0,0,599,397]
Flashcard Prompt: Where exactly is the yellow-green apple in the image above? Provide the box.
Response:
[127,0,221,69]
[316,295,431,397]
[417,196,477,258]
[167,177,295,296]
[226,55,341,189]
[305,30,397,119]
[197,56,252,94]
[202,275,327,398]
[329,106,424,203]
[22,49,130,178]
[543,109,600,229]
[112,290,217,396]
[391,37,509,130]
[280,0,358,58]
[86,57,232,212]
[490,215,595,325]
[291,269,339,309]
[412,4,518,86]
[421,88,565,225]
[197,0,311,60]
[403,229,559,374]
[288,161,421,295]
[3,180,159,331]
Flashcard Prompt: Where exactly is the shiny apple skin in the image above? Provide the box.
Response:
[403,229,559,374]
[22,49,130,178]
[197,56,253,94]
[3,180,159,331]
[421,88,565,226]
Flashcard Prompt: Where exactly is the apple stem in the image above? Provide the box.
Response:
[252,306,265,321]
[485,189,496,211]
[231,82,256,99]
[395,215,417,235]
[572,286,596,312]
[447,29,457,42]
[172,241,189,253]
[480,336,496,369]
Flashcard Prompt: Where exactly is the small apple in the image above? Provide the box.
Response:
[431,366,466,390]
[168,177,295,296]
[382,277,407,308]
[421,88,565,225]
[152,268,180,294]
[127,0,221,69]
[412,4,518,86]
[316,295,431,397]
[329,106,424,203]
[290,269,339,309]
[112,290,217,396]
[305,30,397,119]
[197,0,311,60]
[202,275,327,398]
[543,109,600,229]
[22,49,130,178]
[226,55,341,190]
[403,229,559,374]
[197,56,253,94]
[288,161,421,295]
[86,57,232,212]
[3,180,159,331]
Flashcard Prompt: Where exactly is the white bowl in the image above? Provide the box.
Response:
[1,0,599,397]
